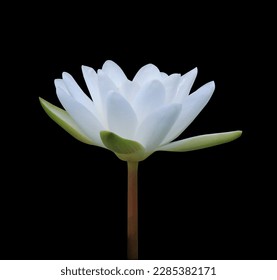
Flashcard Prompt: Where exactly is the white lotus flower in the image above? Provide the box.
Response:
[39,60,242,259]
[39,60,242,161]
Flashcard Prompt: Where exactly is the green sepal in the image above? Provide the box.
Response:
[158,130,242,152]
[39,97,94,145]
[100,131,148,161]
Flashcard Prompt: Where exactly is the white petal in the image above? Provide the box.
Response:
[98,70,118,98]
[56,86,105,147]
[162,81,215,144]
[174,67,198,104]
[106,91,138,139]
[120,80,141,102]
[132,80,166,122]
[55,78,100,126]
[54,78,68,92]
[161,72,168,79]
[163,74,181,103]
[133,63,162,85]
[81,65,101,109]
[97,70,118,125]
[61,72,96,115]
[102,60,128,87]
[135,104,182,152]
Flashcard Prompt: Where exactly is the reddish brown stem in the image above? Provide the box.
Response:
[127,161,139,260]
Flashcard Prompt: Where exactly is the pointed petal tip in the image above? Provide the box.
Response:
[103,59,115,65]
[233,130,243,138]
[39,96,59,112]
[102,59,120,70]
[209,80,215,89]
[54,78,63,87]
[38,96,44,104]
[39,96,50,107]
[196,81,215,95]
[62,72,71,79]
[81,65,90,71]
[182,67,198,77]
[81,65,96,76]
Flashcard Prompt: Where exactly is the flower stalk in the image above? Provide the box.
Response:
[127,161,139,260]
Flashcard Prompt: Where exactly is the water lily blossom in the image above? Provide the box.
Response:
[39,60,242,259]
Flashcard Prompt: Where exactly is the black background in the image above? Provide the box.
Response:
[1,4,275,260]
